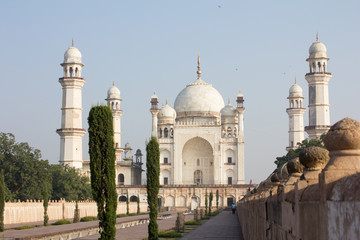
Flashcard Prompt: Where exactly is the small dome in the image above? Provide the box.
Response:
[107,85,120,99]
[64,46,82,64]
[309,41,327,58]
[159,104,176,119]
[151,92,158,99]
[289,83,303,97]
[124,142,132,150]
[237,91,244,98]
[220,104,237,117]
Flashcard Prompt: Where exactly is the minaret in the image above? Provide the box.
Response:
[305,33,332,139]
[106,82,123,162]
[236,91,245,184]
[150,92,159,137]
[57,40,86,169]
[286,78,306,150]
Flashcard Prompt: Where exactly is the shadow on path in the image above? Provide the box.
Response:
[181,210,244,240]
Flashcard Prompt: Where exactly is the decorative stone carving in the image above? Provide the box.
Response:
[324,117,360,151]
[299,146,329,170]
[287,157,304,174]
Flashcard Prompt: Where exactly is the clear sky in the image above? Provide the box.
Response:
[1,1,359,184]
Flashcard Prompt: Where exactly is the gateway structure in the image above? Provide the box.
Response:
[150,57,246,185]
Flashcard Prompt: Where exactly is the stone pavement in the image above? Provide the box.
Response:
[79,214,194,240]
[181,210,244,240]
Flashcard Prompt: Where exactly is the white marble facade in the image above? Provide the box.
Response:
[151,57,246,185]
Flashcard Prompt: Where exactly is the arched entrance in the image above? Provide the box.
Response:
[182,137,214,184]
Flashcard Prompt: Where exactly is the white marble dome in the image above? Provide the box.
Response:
[289,83,303,98]
[107,85,121,99]
[309,41,327,59]
[220,104,237,117]
[174,78,225,115]
[159,104,176,118]
[64,46,82,64]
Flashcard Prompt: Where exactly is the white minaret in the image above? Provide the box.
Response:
[305,33,332,139]
[106,82,123,162]
[150,92,159,137]
[236,91,245,184]
[286,78,306,150]
[57,40,86,169]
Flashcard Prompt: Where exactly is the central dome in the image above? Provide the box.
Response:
[174,78,225,117]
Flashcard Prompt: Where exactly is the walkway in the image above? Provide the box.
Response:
[181,210,244,240]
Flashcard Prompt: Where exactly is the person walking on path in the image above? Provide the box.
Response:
[231,203,236,214]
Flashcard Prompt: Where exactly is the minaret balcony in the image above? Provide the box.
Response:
[305,72,332,76]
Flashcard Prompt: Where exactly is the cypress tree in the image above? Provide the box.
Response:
[126,192,129,215]
[205,190,208,216]
[216,190,219,209]
[73,200,80,223]
[0,170,5,232]
[146,136,160,240]
[137,195,140,215]
[88,106,117,239]
[209,192,213,216]
[43,184,49,226]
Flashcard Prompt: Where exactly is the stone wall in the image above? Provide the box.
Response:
[237,118,360,240]
[4,200,148,225]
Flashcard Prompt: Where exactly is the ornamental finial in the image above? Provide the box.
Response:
[72,38,74,47]
[316,32,319,42]
[294,76,297,84]
[197,55,202,79]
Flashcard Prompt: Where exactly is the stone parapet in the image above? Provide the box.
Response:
[238,117,360,240]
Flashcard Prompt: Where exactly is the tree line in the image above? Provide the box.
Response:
[0,132,92,202]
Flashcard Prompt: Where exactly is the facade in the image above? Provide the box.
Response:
[57,42,143,185]
[305,34,332,139]
[286,79,306,150]
[150,56,245,185]
[286,35,332,150]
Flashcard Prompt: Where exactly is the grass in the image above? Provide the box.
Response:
[116,213,139,218]
[80,216,98,222]
[184,220,201,225]
[158,230,182,238]
[15,225,35,230]
[52,219,71,225]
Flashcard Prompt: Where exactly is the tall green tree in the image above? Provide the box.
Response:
[205,190,208,216]
[0,133,52,201]
[216,190,219,209]
[0,170,5,232]
[50,164,91,201]
[146,136,160,240]
[209,192,213,215]
[43,184,49,226]
[126,192,129,215]
[88,106,117,239]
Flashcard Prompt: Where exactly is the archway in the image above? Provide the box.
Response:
[182,137,214,184]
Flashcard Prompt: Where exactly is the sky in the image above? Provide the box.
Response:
[0,1,359,184]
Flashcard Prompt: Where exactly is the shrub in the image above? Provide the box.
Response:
[116,214,127,218]
[15,225,35,230]
[158,231,182,238]
[185,220,201,225]
[128,213,137,216]
[53,219,71,225]
[80,216,98,222]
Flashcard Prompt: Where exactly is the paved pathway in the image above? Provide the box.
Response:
[181,210,244,240]
[79,214,194,240]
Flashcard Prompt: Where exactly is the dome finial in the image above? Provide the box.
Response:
[166,97,168,105]
[113,80,115,86]
[72,38,74,47]
[197,55,202,79]
[294,76,297,84]
[228,96,230,105]
[316,32,319,42]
